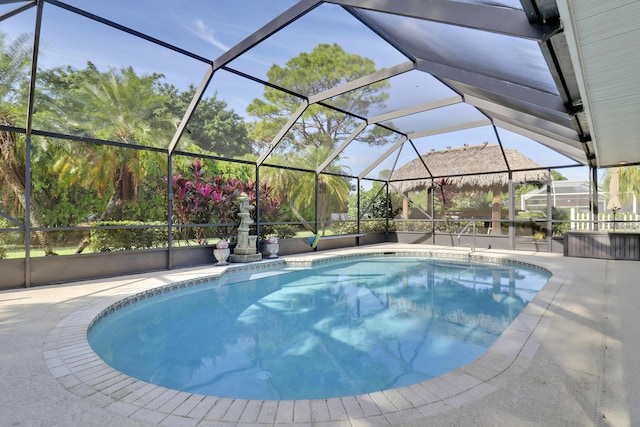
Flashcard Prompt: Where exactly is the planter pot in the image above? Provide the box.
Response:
[213,247,230,265]
[266,242,279,258]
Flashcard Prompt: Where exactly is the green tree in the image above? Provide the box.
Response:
[338,181,402,232]
[36,65,177,252]
[248,44,388,232]
[247,43,389,152]
[262,146,350,234]
[42,65,173,222]
[0,32,56,255]
[603,165,640,204]
[158,84,251,157]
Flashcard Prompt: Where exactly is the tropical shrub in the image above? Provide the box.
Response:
[0,217,10,258]
[516,207,570,237]
[332,219,391,234]
[394,220,433,232]
[170,159,282,243]
[268,224,299,239]
[90,221,166,251]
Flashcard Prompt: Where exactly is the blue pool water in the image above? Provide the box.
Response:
[88,255,550,400]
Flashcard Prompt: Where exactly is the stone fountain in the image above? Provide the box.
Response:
[229,192,262,263]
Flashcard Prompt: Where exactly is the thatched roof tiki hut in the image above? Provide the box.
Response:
[390,143,549,234]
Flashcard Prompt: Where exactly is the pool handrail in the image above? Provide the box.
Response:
[457,220,477,251]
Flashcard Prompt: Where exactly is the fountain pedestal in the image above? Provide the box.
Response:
[229,193,262,263]
[229,235,262,262]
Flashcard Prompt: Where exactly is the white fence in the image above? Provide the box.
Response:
[570,208,640,231]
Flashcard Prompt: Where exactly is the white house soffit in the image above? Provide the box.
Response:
[368,96,462,124]
[309,61,414,104]
[556,0,640,168]
[213,0,322,70]
[326,0,559,40]
[407,119,490,140]
[554,0,598,162]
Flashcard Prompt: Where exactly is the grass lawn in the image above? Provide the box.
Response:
[4,246,91,259]
[2,230,339,259]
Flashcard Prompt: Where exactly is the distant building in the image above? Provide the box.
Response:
[520,181,637,213]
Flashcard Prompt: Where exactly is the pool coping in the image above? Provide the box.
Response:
[43,247,570,426]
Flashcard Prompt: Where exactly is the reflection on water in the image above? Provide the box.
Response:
[88,256,549,400]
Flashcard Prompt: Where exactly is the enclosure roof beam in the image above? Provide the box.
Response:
[416,59,567,114]
[212,0,322,70]
[308,61,414,104]
[359,135,407,179]
[327,0,561,41]
[464,93,573,131]
[257,101,310,166]
[408,120,490,140]
[492,118,586,164]
[25,0,43,137]
[46,0,210,64]
[368,96,462,124]
[478,102,581,144]
[168,66,214,154]
[0,1,35,22]
[317,122,368,174]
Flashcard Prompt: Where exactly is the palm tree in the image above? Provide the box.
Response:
[50,66,174,218]
[40,65,176,252]
[0,32,56,255]
[603,166,640,206]
[262,145,350,235]
[249,44,387,236]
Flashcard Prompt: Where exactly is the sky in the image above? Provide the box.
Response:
[1,0,592,181]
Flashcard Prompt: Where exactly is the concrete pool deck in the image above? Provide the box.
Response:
[1,244,638,426]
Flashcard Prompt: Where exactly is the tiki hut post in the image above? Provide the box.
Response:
[491,183,503,235]
[402,193,409,220]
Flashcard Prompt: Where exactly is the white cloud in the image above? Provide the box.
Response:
[193,19,229,52]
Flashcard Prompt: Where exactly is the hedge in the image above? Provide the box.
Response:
[90,221,167,251]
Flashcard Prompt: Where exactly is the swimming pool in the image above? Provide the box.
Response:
[88,253,550,401]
